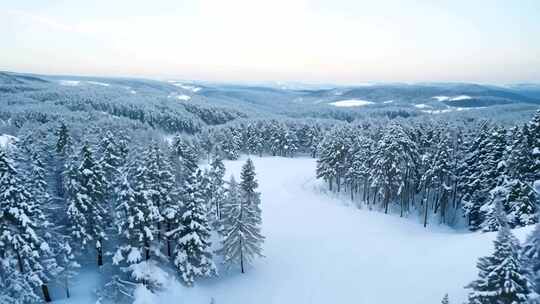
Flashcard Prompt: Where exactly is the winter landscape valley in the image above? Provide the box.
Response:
[2,1,540,303]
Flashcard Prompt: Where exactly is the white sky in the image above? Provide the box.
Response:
[1,0,539,84]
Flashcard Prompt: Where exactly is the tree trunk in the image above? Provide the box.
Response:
[240,241,245,274]
[384,188,390,214]
[42,284,52,302]
[97,247,103,266]
[16,251,24,273]
[66,277,71,298]
[424,188,431,228]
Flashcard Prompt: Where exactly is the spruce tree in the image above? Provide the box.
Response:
[66,143,108,266]
[172,169,216,285]
[220,175,265,273]
[506,179,537,228]
[0,149,49,301]
[467,203,533,304]
[114,172,149,266]
[441,293,449,304]
[208,155,226,222]
[522,223,540,295]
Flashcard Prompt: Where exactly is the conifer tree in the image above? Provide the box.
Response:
[66,143,108,266]
[114,172,150,266]
[220,175,265,273]
[0,149,49,301]
[208,155,226,222]
[172,169,216,285]
[467,202,533,304]
[441,293,449,304]
[522,223,540,295]
[506,179,537,228]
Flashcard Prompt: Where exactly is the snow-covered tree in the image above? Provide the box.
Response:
[114,170,155,266]
[506,179,537,228]
[171,169,216,285]
[219,175,265,273]
[467,203,533,304]
[65,143,108,266]
[0,149,49,301]
[207,155,226,222]
[441,293,449,304]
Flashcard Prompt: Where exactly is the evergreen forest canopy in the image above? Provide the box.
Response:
[1,70,540,303]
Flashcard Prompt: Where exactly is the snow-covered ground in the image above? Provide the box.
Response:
[148,156,533,304]
[0,134,17,150]
[176,95,191,101]
[432,95,473,102]
[59,80,81,86]
[329,99,374,107]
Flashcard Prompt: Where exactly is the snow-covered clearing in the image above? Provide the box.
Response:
[448,95,472,101]
[149,156,532,304]
[176,94,191,101]
[329,99,374,107]
[59,80,81,86]
[87,81,110,87]
[432,95,473,102]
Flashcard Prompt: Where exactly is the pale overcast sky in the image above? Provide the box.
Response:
[1,0,539,84]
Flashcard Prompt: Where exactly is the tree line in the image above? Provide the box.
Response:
[316,110,540,230]
[0,123,264,303]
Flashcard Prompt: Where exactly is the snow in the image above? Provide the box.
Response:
[172,83,202,92]
[59,80,80,86]
[177,95,191,101]
[414,103,431,109]
[86,81,110,87]
[0,134,17,150]
[145,156,534,304]
[52,266,100,304]
[133,284,158,304]
[433,95,473,102]
[382,100,394,104]
[534,180,540,193]
[421,107,485,114]
[449,95,472,101]
[329,99,374,107]
[433,96,450,101]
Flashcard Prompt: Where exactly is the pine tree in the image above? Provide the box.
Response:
[467,203,533,304]
[66,143,108,266]
[441,293,449,304]
[208,155,226,222]
[0,258,41,304]
[219,175,264,273]
[55,122,72,156]
[173,136,199,180]
[0,149,49,301]
[99,131,122,194]
[528,110,540,182]
[115,166,159,265]
[459,124,490,231]
[481,185,508,232]
[171,169,216,285]
[506,179,537,228]
[522,223,540,295]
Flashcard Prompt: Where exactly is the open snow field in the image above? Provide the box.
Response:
[151,156,533,304]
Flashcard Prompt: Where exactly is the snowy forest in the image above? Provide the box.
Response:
[1,71,540,303]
